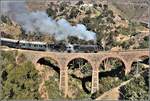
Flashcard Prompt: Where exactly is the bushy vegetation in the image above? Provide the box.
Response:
[0,51,41,100]
[80,4,117,50]
[68,76,91,99]
[1,15,12,25]
[139,36,149,48]
[91,76,124,99]
[119,70,149,100]
[45,76,62,99]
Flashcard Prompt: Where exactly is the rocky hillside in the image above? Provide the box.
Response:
[0,0,149,50]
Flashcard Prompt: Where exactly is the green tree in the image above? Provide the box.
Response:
[121,41,130,49]
[139,36,149,49]
[1,51,41,100]
[46,7,56,18]
[120,71,149,100]
[45,77,62,99]
[1,15,12,25]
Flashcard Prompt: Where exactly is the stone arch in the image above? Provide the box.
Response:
[98,56,128,78]
[130,55,149,75]
[132,55,149,63]
[99,56,127,70]
[66,57,93,70]
[36,56,60,66]
[130,54,149,68]
[37,57,59,66]
[36,56,61,99]
[97,56,127,96]
[37,57,60,73]
[67,57,93,98]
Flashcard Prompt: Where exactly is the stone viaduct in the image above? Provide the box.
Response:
[14,49,148,97]
[2,48,149,97]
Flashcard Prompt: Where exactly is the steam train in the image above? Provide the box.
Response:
[0,37,102,53]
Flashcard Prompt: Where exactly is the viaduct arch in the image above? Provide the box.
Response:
[99,56,127,70]
[3,49,148,97]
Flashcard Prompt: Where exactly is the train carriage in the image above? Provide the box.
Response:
[19,40,47,51]
[0,38,19,48]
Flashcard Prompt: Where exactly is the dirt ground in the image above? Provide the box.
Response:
[35,64,52,100]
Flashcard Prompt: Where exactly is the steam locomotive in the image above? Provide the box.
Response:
[0,37,102,53]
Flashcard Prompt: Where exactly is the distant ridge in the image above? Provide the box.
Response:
[26,0,149,23]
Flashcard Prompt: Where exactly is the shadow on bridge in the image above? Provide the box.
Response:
[70,74,92,94]
[98,66,125,79]
[142,58,149,64]
[37,58,60,74]
[118,68,149,100]
[70,66,125,94]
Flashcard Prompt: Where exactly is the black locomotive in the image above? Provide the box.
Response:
[0,37,102,53]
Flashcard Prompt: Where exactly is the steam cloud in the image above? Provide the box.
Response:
[1,0,96,41]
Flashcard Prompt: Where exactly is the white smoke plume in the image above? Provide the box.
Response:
[1,0,96,41]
